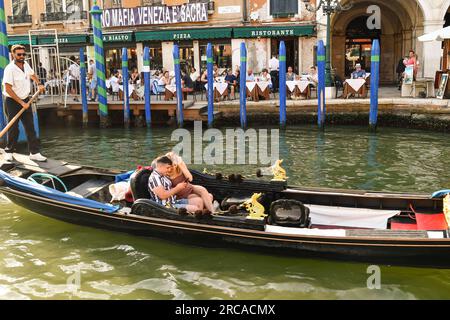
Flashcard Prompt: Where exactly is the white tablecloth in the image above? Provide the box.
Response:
[119,84,135,97]
[286,81,313,93]
[257,81,270,92]
[205,83,228,95]
[298,80,311,93]
[246,82,257,92]
[286,81,297,92]
[345,79,366,92]
[165,85,177,93]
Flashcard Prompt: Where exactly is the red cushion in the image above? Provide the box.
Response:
[391,221,417,230]
[415,213,448,231]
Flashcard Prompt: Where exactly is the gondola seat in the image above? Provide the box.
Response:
[130,168,153,201]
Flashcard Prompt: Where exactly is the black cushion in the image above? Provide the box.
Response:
[130,168,153,200]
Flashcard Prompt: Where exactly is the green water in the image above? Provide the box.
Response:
[1,125,450,299]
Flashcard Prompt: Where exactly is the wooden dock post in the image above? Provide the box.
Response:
[122,48,130,128]
[0,0,9,142]
[90,1,109,128]
[143,47,151,127]
[369,39,380,132]
[207,43,214,127]
[173,44,184,127]
[279,41,286,127]
[79,48,88,127]
[240,42,247,129]
[317,40,326,130]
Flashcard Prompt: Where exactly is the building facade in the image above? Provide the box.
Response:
[4,0,450,85]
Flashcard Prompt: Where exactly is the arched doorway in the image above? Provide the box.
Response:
[344,16,381,77]
[331,0,425,85]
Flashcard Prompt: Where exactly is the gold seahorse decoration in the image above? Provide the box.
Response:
[271,159,288,181]
[243,193,267,220]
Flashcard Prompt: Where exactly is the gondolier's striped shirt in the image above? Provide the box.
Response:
[148,170,175,206]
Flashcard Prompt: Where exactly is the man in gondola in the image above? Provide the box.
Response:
[1,45,46,163]
[148,156,203,212]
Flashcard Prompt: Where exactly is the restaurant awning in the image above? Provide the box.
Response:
[8,35,37,46]
[418,26,450,42]
[38,34,89,45]
[89,32,134,44]
[233,25,315,38]
[135,27,232,41]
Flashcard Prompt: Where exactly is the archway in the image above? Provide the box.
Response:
[330,0,425,84]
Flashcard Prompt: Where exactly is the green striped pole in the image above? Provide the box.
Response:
[91,1,109,128]
[0,0,9,138]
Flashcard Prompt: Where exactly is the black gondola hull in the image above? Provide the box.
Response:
[3,188,450,268]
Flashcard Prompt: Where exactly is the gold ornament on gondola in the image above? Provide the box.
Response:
[271,159,288,181]
[243,193,267,220]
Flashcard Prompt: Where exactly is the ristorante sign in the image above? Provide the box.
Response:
[101,3,208,28]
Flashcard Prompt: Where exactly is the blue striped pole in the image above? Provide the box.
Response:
[279,41,286,127]
[239,42,247,129]
[90,2,109,127]
[122,48,130,128]
[206,43,214,127]
[79,48,88,127]
[143,47,151,126]
[369,39,380,131]
[0,0,9,139]
[173,44,184,127]
[317,40,326,130]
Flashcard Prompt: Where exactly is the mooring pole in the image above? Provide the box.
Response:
[369,39,380,132]
[173,44,184,127]
[279,41,287,127]
[79,48,88,127]
[143,47,151,126]
[317,40,326,130]
[206,43,214,127]
[0,0,9,141]
[122,48,130,128]
[239,42,247,129]
[91,1,109,128]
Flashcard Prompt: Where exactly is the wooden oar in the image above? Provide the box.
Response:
[0,91,41,139]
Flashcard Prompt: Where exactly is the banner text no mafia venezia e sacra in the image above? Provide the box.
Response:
[101,3,209,28]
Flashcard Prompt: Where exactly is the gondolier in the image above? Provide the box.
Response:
[2,45,46,162]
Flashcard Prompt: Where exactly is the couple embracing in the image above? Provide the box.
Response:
[148,152,216,215]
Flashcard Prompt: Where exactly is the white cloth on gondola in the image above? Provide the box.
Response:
[306,204,400,229]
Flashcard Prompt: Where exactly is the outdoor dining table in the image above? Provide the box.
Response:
[165,85,177,100]
[286,80,313,99]
[246,81,270,102]
[205,82,229,101]
[343,78,367,98]
[118,84,135,100]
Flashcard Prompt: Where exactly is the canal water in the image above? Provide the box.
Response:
[1,125,450,299]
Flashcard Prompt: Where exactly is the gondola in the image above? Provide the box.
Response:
[0,153,449,268]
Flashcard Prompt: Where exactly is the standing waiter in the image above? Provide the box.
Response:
[269,54,279,92]
[1,45,46,162]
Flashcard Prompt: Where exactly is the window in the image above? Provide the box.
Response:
[12,0,28,16]
[66,0,83,13]
[46,0,63,13]
[270,0,298,17]
[45,0,83,13]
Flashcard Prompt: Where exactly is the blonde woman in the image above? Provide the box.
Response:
[165,152,215,213]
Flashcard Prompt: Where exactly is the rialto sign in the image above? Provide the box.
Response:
[101,3,208,28]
